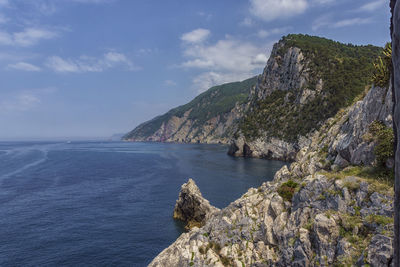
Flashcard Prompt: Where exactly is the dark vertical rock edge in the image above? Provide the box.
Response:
[391,0,400,266]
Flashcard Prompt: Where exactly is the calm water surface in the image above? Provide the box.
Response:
[0,141,285,266]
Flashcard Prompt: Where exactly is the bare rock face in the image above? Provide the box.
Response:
[288,84,393,180]
[256,44,309,100]
[229,41,309,161]
[173,179,220,230]
[229,135,297,161]
[333,84,393,166]
[392,0,400,265]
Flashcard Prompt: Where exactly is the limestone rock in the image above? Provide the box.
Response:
[393,2,400,266]
[173,179,219,230]
[366,235,393,266]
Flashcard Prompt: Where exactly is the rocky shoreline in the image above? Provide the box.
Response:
[150,173,394,266]
[149,81,395,266]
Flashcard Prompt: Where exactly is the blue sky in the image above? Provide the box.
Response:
[0,0,391,140]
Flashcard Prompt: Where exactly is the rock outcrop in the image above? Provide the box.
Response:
[173,179,220,230]
[150,174,394,266]
[289,84,393,179]
[229,135,298,161]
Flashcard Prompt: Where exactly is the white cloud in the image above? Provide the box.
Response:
[7,62,41,72]
[192,72,255,93]
[182,38,268,72]
[0,0,8,7]
[312,0,334,4]
[181,28,210,43]
[70,0,114,3]
[312,14,331,31]
[0,31,11,45]
[0,92,41,112]
[46,52,138,73]
[197,11,212,21]
[333,17,372,28]
[46,56,79,72]
[240,17,254,27]
[359,0,385,12]
[33,1,57,16]
[180,32,271,92]
[14,28,57,46]
[257,27,291,38]
[164,80,177,86]
[312,14,372,31]
[249,0,308,21]
[0,27,58,47]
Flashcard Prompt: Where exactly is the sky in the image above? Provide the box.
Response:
[0,0,391,140]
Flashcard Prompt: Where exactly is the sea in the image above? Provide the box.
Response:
[0,141,286,266]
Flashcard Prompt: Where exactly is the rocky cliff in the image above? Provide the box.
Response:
[391,0,400,265]
[229,35,382,161]
[149,82,395,266]
[123,77,257,144]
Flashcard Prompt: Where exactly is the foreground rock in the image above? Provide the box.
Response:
[173,179,220,230]
[150,174,394,266]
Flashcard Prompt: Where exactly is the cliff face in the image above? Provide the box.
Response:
[391,0,400,265]
[229,35,382,161]
[123,77,257,144]
[149,83,394,267]
[290,84,393,178]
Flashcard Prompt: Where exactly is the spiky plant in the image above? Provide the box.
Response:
[372,43,392,87]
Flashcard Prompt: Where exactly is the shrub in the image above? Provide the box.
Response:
[365,214,394,225]
[278,180,299,202]
[372,43,392,87]
[368,121,394,167]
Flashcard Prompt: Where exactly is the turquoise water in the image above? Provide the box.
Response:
[0,141,285,266]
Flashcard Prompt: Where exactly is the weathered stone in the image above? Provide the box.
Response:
[334,154,349,168]
[366,235,393,266]
[313,213,339,264]
[173,178,219,230]
[273,165,291,182]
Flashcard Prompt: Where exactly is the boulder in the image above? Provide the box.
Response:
[173,179,220,230]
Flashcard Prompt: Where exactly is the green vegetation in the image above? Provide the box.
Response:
[239,34,382,142]
[320,166,394,195]
[366,121,394,167]
[123,77,257,140]
[220,255,232,266]
[337,212,371,266]
[372,43,392,87]
[277,180,299,202]
[365,214,394,226]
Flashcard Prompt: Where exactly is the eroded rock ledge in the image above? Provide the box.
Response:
[173,179,220,230]
[150,173,394,267]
